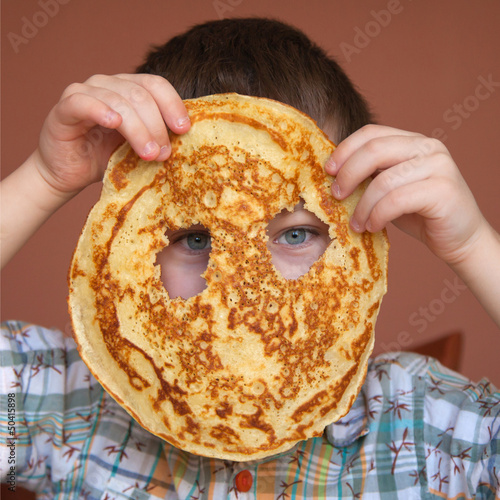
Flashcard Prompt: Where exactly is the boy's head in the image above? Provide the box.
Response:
[136,17,372,142]
[141,18,373,299]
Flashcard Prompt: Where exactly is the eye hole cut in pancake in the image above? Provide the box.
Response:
[156,224,211,299]
[266,200,332,281]
[68,93,389,462]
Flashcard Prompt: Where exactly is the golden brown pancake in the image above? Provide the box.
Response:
[68,93,389,461]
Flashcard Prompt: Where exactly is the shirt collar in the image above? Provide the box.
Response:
[324,386,369,448]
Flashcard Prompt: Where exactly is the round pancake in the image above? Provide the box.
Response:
[68,93,389,461]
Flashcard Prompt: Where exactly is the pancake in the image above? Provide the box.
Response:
[68,93,389,461]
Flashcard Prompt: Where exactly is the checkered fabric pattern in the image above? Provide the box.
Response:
[1,321,499,499]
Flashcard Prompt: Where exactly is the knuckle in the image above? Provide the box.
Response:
[432,177,454,197]
[359,124,377,135]
[377,170,399,192]
[110,97,130,116]
[140,73,168,92]
[129,85,151,104]
[386,187,406,208]
[432,151,453,170]
[411,131,426,139]
[61,82,83,98]
[363,137,383,156]
[419,137,447,156]
[398,159,417,179]
[84,73,107,86]
[62,91,86,109]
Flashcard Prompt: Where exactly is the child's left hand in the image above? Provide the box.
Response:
[325,124,500,327]
[325,124,485,267]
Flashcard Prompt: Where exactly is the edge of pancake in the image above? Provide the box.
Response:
[68,93,389,461]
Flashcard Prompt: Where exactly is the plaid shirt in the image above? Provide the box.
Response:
[1,321,499,499]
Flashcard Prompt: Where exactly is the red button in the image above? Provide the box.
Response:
[235,469,253,492]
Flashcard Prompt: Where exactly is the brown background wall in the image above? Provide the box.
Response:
[2,0,499,386]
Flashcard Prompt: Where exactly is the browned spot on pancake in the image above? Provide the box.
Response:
[210,425,240,444]
[291,390,328,423]
[162,416,171,431]
[70,260,86,279]
[183,416,201,436]
[362,232,382,281]
[318,367,357,417]
[360,279,374,293]
[109,148,140,191]
[216,401,233,419]
[350,247,360,271]
[239,406,276,442]
[367,300,381,318]
[351,323,373,363]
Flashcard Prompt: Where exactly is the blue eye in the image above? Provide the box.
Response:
[186,233,211,250]
[282,228,307,245]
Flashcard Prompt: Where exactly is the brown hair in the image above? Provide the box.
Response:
[136,18,372,141]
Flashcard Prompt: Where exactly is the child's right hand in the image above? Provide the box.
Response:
[35,73,191,196]
[1,74,190,268]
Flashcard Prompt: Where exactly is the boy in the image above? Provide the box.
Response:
[1,18,499,498]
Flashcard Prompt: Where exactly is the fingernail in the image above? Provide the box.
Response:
[332,181,342,199]
[157,145,170,161]
[142,141,159,158]
[350,217,361,232]
[177,115,191,128]
[325,157,337,173]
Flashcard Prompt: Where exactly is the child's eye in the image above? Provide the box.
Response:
[276,227,315,246]
[184,232,211,251]
[168,229,212,252]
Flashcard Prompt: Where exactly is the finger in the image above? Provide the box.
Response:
[353,179,436,233]
[331,134,445,200]
[325,124,419,175]
[118,74,191,134]
[85,74,190,161]
[50,92,123,139]
[78,77,172,159]
[350,157,434,229]
[63,83,169,161]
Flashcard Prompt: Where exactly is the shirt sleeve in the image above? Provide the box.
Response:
[0,321,99,491]
[422,356,500,498]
